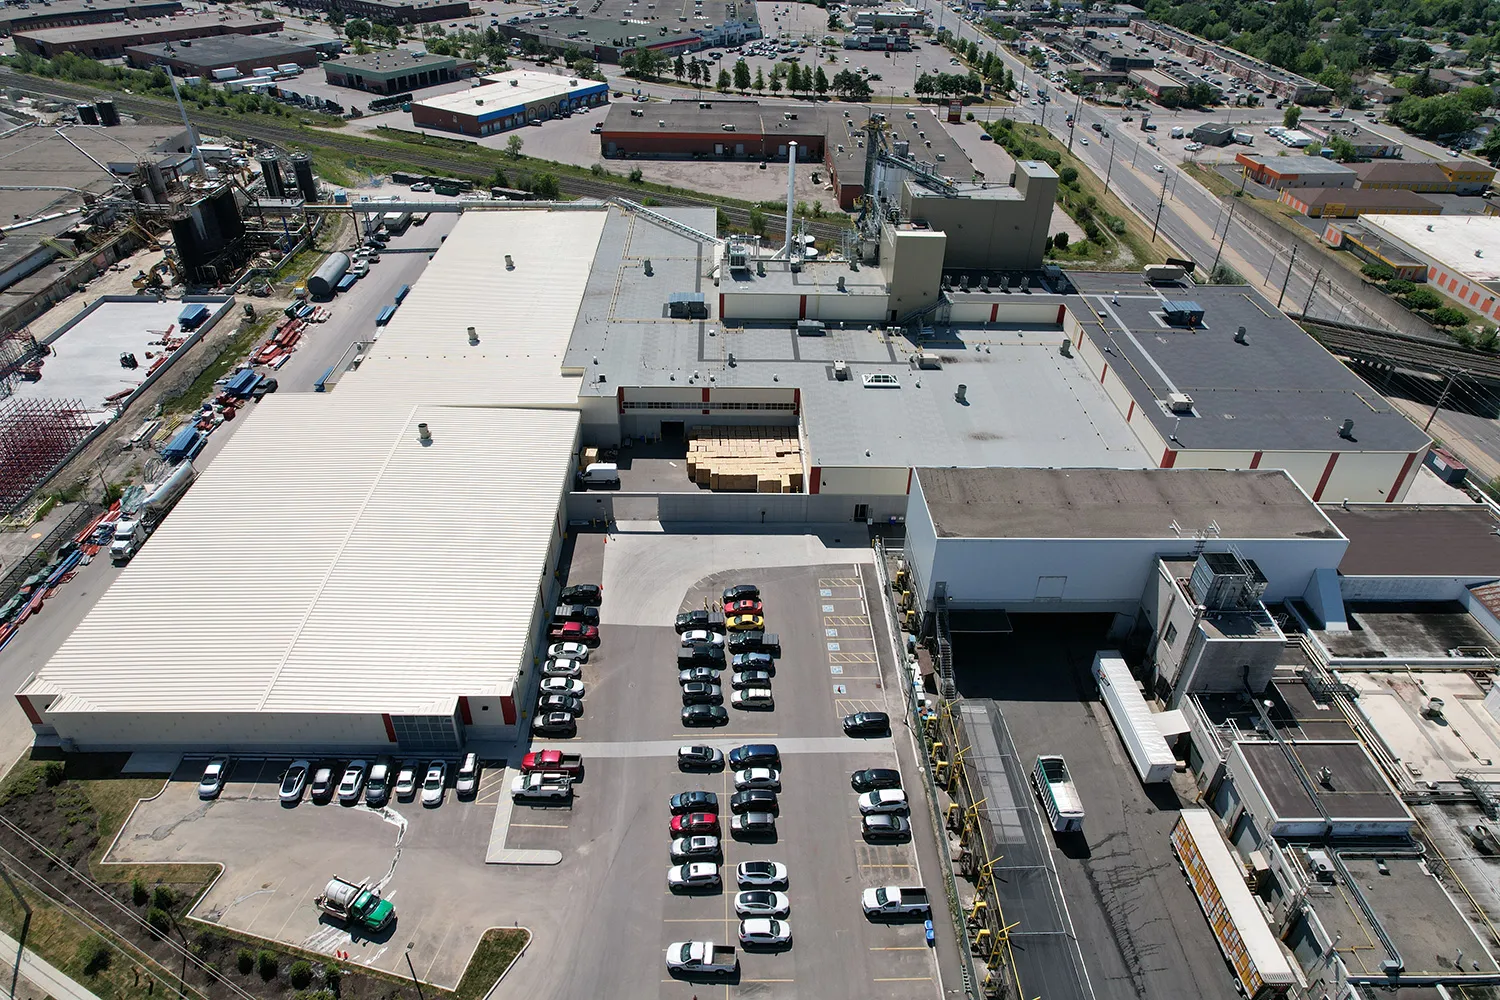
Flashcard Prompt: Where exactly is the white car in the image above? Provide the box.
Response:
[734,767,781,791]
[542,657,583,678]
[364,759,392,806]
[731,688,773,709]
[681,630,725,647]
[1080,136,1088,145]
[421,759,447,807]
[671,835,721,861]
[455,752,480,798]
[394,760,419,800]
[738,917,792,947]
[667,862,721,889]
[735,890,790,917]
[278,760,309,804]
[858,789,909,814]
[540,677,586,697]
[736,860,787,887]
[547,642,590,662]
[1154,164,1164,172]
[337,760,368,803]
[198,758,229,799]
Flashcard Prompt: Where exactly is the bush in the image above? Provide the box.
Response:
[1361,260,1395,281]
[237,949,255,975]
[152,885,175,910]
[131,877,148,906]
[628,167,643,182]
[1479,327,1500,352]
[77,938,111,976]
[1106,216,1127,235]
[1058,166,1078,185]
[42,761,65,786]
[194,931,218,957]
[589,163,605,176]
[295,991,338,1000]
[323,963,342,994]
[1454,326,1477,346]
[146,907,172,939]
[1431,306,1469,327]
[290,961,313,988]
[1386,278,1416,295]
[1052,231,1069,249]
[1403,287,1445,311]
[257,951,278,981]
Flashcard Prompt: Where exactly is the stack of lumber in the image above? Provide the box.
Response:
[687,426,804,494]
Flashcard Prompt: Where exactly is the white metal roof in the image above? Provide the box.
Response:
[1363,214,1500,286]
[23,397,579,716]
[414,70,606,117]
[335,208,605,408]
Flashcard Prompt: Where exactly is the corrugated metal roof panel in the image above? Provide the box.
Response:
[335,209,605,408]
[25,396,578,716]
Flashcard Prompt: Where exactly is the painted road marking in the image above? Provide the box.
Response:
[830,665,843,674]
[860,863,913,868]
[873,977,934,982]
[824,615,871,627]
[823,604,835,613]
[826,628,839,637]
[662,917,737,922]
[510,822,569,829]
[818,577,861,587]
[870,946,928,951]
[834,684,846,695]
[827,642,840,650]
[830,652,877,663]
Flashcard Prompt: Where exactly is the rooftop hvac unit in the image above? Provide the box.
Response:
[1306,849,1335,883]
[1188,552,1264,611]
[1166,392,1194,413]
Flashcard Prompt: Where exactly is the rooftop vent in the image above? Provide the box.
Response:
[1338,418,1355,439]
[417,422,432,443]
[1234,325,1248,345]
[1166,392,1194,413]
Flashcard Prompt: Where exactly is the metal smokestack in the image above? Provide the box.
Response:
[784,141,797,258]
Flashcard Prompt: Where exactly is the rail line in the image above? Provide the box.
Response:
[1295,314,1500,383]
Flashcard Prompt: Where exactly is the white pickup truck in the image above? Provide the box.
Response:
[510,772,573,800]
[665,940,738,976]
[862,885,931,917]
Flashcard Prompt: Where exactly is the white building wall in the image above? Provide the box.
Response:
[578,393,620,445]
[805,293,888,322]
[45,710,398,752]
[814,465,910,496]
[722,292,801,320]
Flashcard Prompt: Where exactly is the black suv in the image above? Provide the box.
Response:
[679,643,726,665]
[675,609,726,634]
[553,604,600,625]
[560,584,602,605]
[728,744,780,769]
[722,584,760,603]
[730,789,778,814]
[851,768,902,792]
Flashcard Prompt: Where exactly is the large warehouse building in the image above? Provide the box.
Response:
[323,50,472,95]
[0,0,182,35]
[1348,214,1500,324]
[13,10,284,58]
[125,34,320,76]
[412,70,608,135]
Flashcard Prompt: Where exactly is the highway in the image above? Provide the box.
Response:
[908,1,1435,336]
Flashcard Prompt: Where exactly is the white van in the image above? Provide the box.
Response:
[579,462,620,489]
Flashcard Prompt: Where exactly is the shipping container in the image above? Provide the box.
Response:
[375,305,397,326]
[394,284,411,304]
[178,303,212,330]
[211,67,239,81]
[1171,810,1294,999]
[161,426,205,464]
[335,273,358,293]
[1092,651,1175,784]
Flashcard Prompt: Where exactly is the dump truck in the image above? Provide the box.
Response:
[521,749,584,776]
[665,941,738,976]
[861,885,931,917]
[315,876,395,932]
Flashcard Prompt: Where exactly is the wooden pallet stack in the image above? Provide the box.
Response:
[687,426,805,494]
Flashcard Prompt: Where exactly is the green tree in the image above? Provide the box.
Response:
[77,939,111,976]
[1403,287,1445,310]
[687,58,704,91]
[1432,306,1470,326]
[257,951,278,981]
[530,172,560,198]
[1059,166,1078,185]
[813,65,829,98]
[1053,231,1069,249]
[237,950,255,975]
[749,207,766,236]
[1481,127,1500,167]
[674,53,686,80]
[505,134,524,159]
[754,67,765,93]
[1361,261,1395,280]
[290,962,313,989]
[716,68,732,93]
[769,71,782,95]
[152,885,175,910]
[327,9,346,28]
[344,17,371,41]
[1283,104,1303,128]
[733,58,751,92]
[1327,135,1359,160]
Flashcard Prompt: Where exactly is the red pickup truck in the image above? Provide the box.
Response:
[521,749,584,777]
[548,620,599,646]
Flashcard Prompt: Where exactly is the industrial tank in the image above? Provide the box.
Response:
[306,252,350,298]
[258,154,284,198]
[95,99,119,126]
[290,152,317,202]
[76,104,98,125]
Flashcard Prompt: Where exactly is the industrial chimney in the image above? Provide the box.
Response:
[784,141,798,261]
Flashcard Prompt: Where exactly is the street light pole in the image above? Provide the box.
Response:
[1425,370,1463,432]
[1150,168,1169,243]
[1275,244,1299,309]
[405,945,425,1000]
[1104,137,1117,191]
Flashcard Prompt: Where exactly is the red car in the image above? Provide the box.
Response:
[549,621,600,646]
[724,598,764,616]
[670,812,720,836]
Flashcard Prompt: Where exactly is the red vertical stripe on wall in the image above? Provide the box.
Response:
[1312,453,1340,501]
[1160,449,1177,468]
[799,295,807,319]
[501,696,516,725]
[906,468,913,494]
[1056,304,1066,323]
[458,696,473,725]
[382,714,397,742]
[1125,399,1135,422]
[1249,451,1263,469]
[1099,363,1109,384]
[1387,450,1420,502]
[810,466,821,494]
[990,303,998,322]
[702,388,711,403]
[793,388,801,415]
[719,293,725,316]
[616,386,624,414]
[15,694,40,725]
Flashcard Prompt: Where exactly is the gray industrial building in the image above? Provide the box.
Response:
[125,34,320,76]
[13,10,284,58]
[323,50,471,93]
[0,0,181,35]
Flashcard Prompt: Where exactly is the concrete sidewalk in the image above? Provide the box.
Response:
[0,928,104,1000]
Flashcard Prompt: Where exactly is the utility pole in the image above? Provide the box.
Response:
[1302,266,1323,316]
[1066,93,1082,151]
[1425,370,1464,431]
[1150,167,1169,243]
[1276,245,1299,309]
[1104,136,1117,191]
[1209,168,1249,277]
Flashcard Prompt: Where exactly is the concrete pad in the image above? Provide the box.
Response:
[485,767,563,865]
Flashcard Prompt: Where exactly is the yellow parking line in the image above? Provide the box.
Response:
[510,822,569,828]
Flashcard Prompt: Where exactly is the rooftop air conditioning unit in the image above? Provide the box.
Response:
[1167,392,1194,413]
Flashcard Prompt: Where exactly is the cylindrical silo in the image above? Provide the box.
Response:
[169,213,204,278]
[95,99,119,126]
[306,252,350,298]
[76,104,98,125]
[144,160,168,200]
[258,154,284,198]
[289,152,317,202]
[211,189,244,243]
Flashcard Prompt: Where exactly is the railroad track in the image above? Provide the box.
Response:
[1297,314,1500,383]
[0,70,853,242]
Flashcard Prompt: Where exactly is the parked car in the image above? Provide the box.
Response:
[533,711,577,736]
[365,758,393,806]
[670,812,720,835]
[455,753,480,798]
[553,604,600,626]
[735,767,781,791]
[337,761,368,804]
[421,759,447,807]
[543,657,583,678]
[851,768,902,792]
[670,790,719,814]
[732,812,777,836]
[735,890,789,917]
[730,652,774,672]
[279,760,309,804]
[671,835,721,860]
[395,760,420,800]
[726,614,765,632]
[310,763,337,803]
[675,609,726,633]
[862,813,912,842]
[683,704,730,727]
[679,666,721,685]
[728,744,780,769]
[550,621,599,645]
[679,745,726,770]
[843,712,890,736]
[679,643,726,665]
[668,862,721,890]
[731,670,772,689]
[858,789,909,815]
[681,629,725,647]
[560,583,602,605]
[682,682,724,706]
[736,860,788,888]
[199,758,230,800]
[731,687,774,710]
[540,677,586,697]
[722,584,760,602]
[727,631,780,656]
[547,642,590,661]
[538,693,584,716]
[724,597,763,615]
[730,789,778,814]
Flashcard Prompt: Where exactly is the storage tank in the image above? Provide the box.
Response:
[306,252,350,298]
[169,213,206,278]
[290,152,317,202]
[144,160,168,200]
[210,189,244,243]
[76,103,98,125]
[96,99,119,126]
[258,154,284,198]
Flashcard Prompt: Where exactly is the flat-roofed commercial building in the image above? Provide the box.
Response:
[412,70,608,134]
[323,50,471,94]
[1352,159,1497,195]
[14,10,282,58]
[1355,214,1500,324]
[1235,153,1356,190]
[0,0,181,35]
[125,34,319,76]
[1278,186,1440,218]
[281,0,469,25]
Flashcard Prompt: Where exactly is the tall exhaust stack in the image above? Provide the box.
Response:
[784,141,797,259]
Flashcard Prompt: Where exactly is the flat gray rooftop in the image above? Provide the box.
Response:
[917,467,1340,539]
[14,11,279,42]
[1317,601,1498,659]
[1240,740,1408,820]
[1326,504,1500,578]
[569,206,1149,470]
[1066,280,1431,453]
[126,33,314,65]
[327,49,456,72]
